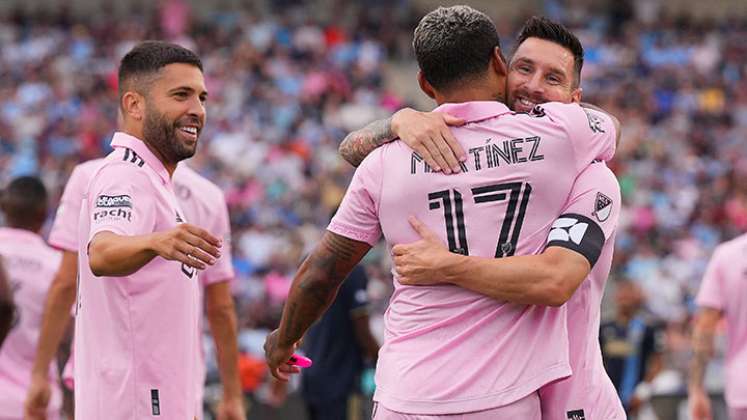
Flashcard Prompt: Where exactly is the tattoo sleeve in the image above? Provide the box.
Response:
[338,117,395,167]
[276,231,371,347]
[689,329,714,388]
[689,308,720,389]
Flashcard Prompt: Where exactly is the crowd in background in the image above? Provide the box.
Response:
[0,0,745,416]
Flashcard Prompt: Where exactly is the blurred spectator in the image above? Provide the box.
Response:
[301,265,379,420]
[600,280,665,416]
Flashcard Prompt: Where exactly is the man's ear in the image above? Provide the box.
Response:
[491,46,508,78]
[571,87,582,103]
[417,71,436,99]
[121,90,145,121]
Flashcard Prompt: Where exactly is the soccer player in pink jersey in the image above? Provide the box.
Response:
[392,160,623,420]
[689,233,747,420]
[73,41,222,420]
[0,176,63,419]
[24,161,245,420]
[340,16,626,420]
[265,6,619,419]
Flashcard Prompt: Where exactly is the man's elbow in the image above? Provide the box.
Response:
[537,271,584,307]
[88,253,106,277]
[88,244,115,277]
[338,137,362,167]
[543,286,573,307]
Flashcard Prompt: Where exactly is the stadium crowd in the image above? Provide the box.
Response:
[0,0,746,415]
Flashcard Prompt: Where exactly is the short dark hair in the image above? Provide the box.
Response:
[0,176,48,229]
[413,6,501,91]
[118,41,203,99]
[515,16,584,87]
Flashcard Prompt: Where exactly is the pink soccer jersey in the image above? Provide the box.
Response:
[696,233,747,408]
[75,132,200,420]
[49,158,104,252]
[328,101,617,415]
[538,161,625,420]
[51,159,234,413]
[0,228,63,418]
[173,164,235,412]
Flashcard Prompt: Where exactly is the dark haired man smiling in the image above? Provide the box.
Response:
[75,41,222,419]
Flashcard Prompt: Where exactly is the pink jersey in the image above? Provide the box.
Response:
[51,159,234,413]
[696,233,747,408]
[0,228,63,418]
[329,101,616,414]
[538,161,625,420]
[172,164,235,412]
[75,132,200,420]
[49,158,104,252]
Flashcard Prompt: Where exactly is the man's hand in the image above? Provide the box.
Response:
[215,396,246,420]
[24,373,51,420]
[392,108,466,174]
[393,216,458,286]
[150,223,222,270]
[689,387,713,420]
[263,329,301,382]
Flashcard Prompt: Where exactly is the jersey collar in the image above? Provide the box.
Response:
[432,101,511,123]
[110,132,171,185]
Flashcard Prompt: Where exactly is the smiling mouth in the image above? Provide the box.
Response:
[178,126,199,140]
[515,96,539,112]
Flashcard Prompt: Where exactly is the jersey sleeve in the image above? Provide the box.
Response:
[200,192,235,286]
[49,165,88,251]
[327,151,384,246]
[541,102,617,172]
[545,161,621,267]
[87,163,156,242]
[695,246,726,310]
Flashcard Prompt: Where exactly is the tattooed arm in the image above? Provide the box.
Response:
[338,116,396,168]
[264,231,371,381]
[338,108,466,172]
[688,307,721,419]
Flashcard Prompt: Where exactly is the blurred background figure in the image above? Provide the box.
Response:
[301,264,380,420]
[0,176,62,419]
[601,280,665,417]
[689,229,747,420]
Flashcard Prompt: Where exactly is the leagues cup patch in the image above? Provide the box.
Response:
[96,194,133,208]
[593,192,612,222]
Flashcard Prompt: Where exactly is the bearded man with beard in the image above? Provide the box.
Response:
[74,41,222,420]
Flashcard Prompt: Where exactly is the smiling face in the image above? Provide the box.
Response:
[507,37,582,113]
[141,63,207,164]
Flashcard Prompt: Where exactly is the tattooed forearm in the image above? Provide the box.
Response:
[277,232,371,347]
[338,117,395,167]
[689,330,714,388]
